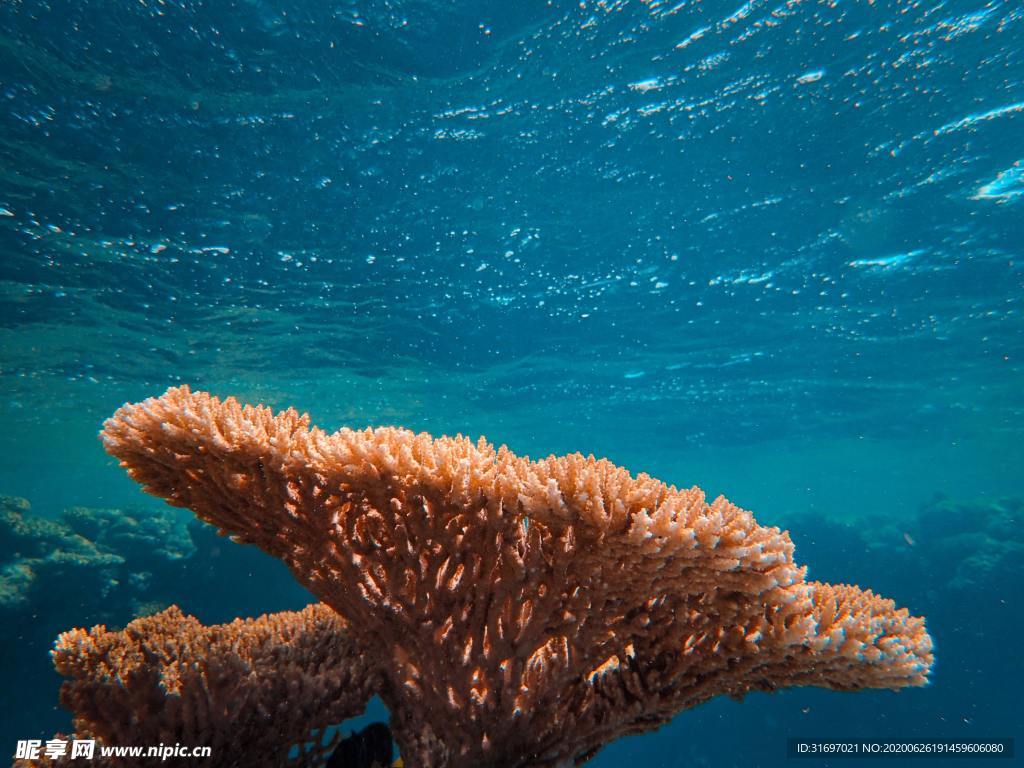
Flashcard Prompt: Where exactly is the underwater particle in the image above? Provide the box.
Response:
[628,77,666,92]
[676,25,711,49]
[796,69,825,84]
[971,162,1024,202]
[848,249,925,269]
[933,101,1024,137]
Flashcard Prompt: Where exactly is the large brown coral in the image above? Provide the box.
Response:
[98,386,932,767]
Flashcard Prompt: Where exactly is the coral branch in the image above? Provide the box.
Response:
[17,603,376,768]
[99,386,933,767]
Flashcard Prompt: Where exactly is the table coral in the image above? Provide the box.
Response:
[93,386,932,767]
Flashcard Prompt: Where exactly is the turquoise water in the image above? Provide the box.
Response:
[1,0,1022,765]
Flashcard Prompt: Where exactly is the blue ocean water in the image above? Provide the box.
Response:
[0,0,1021,765]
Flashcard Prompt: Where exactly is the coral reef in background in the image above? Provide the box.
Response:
[90,386,933,767]
[0,497,192,614]
[781,494,1024,600]
[887,495,1023,592]
[15,604,376,768]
